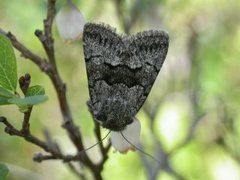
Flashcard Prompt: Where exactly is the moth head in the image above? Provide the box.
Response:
[94,99,134,131]
[95,113,133,131]
[103,117,133,131]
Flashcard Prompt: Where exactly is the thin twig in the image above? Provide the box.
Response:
[33,152,80,162]
[35,0,88,155]
[20,107,33,135]
[43,0,56,65]
[0,29,51,72]
[0,117,51,152]
[93,120,106,153]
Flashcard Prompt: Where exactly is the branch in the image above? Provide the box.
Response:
[0,116,51,152]
[34,0,88,155]
[93,119,108,153]
[20,107,32,135]
[33,152,94,180]
[33,152,80,162]
[0,115,95,180]
[0,29,52,73]
[44,0,56,65]
[0,1,110,179]
[0,0,86,155]
[35,0,56,66]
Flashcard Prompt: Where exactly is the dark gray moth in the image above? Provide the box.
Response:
[83,23,169,131]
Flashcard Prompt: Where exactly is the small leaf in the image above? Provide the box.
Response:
[25,85,45,97]
[0,86,15,98]
[0,34,17,91]
[0,96,11,105]
[8,95,48,106]
[0,164,9,180]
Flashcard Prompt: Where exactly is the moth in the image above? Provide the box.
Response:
[83,23,169,131]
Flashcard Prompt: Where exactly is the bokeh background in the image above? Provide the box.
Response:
[1,0,240,179]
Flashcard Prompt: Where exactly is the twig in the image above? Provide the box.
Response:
[43,0,56,66]
[93,122,112,165]
[34,0,88,156]
[33,152,80,162]
[19,73,32,134]
[0,0,86,155]
[43,128,61,155]
[20,107,33,135]
[0,30,51,72]
[93,121,105,153]
[0,117,89,167]
[0,117,50,152]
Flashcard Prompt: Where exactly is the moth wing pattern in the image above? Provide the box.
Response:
[83,23,169,131]
[124,30,169,109]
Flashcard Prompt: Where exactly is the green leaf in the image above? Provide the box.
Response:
[0,34,17,91]
[8,95,48,106]
[0,96,11,105]
[0,86,15,97]
[25,85,45,97]
[0,164,9,180]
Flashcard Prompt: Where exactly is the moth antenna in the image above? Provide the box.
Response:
[80,130,111,153]
[120,131,161,163]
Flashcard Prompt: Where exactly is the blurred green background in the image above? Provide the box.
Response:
[1,0,240,179]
